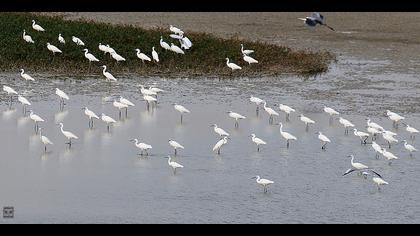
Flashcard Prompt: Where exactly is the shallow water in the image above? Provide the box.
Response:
[0,62,419,223]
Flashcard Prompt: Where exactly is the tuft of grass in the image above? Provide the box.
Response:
[0,12,335,78]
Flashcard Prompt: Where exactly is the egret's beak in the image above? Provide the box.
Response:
[129,139,135,142]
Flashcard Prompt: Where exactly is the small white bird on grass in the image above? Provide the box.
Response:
[250,134,267,152]
[241,44,254,55]
[152,47,159,63]
[32,20,45,32]
[213,137,229,155]
[174,104,190,124]
[72,36,85,46]
[23,30,34,43]
[99,43,111,55]
[135,49,151,63]
[251,176,274,193]
[58,34,65,44]
[101,113,117,132]
[101,65,117,82]
[111,51,126,62]
[170,43,185,54]
[278,122,297,148]
[20,69,35,81]
[165,155,184,175]
[83,49,100,63]
[47,43,62,55]
[227,111,246,128]
[316,131,331,150]
[82,107,99,128]
[130,139,152,156]
[169,25,184,35]
[338,117,355,134]
[38,127,53,153]
[402,140,417,157]
[160,36,171,51]
[243,54,258,65]
[168,140,184,156]
[211,124,230,137]
[298,114,315,131]
[57,122,78,147]
[226,58,242,71]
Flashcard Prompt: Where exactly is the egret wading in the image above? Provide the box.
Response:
[353,129,369,144]
[3,85,18,108]
[119,96,135,117]
[371,141,384,159]
[324,106,339,124]
[101,65,117,82]
[213,137,229,155]
[348,155,368,176]
[57,122,78,147]
[402,140,417,157]
[17,95,31,114]
[250,134,267,152]
[298,114,315,132]
[227,111,246,128]
[20,69,35,81]
[250,96,264,116]
[38,127,53,152]
[130,139,152,156]
[372,176,389,191]
[143,95,157,111]
[165,155,183,175]
[211,124,230,137]
[381,131,398,149]
[263,101,279,124]
[29,110,45,133]
[403,123,419,139]
[251,176,274,193]
[101,113,116,132]
[386,110,404,128]
[278,103,295,121]
[278,122,297,148]
[380,148,398,165]
[338,117,355,135]
[174,104,190,124]
[316,131,331,150]
[113,100,128,120]
[169,140,184,156]
[55,88,69,111]
[82,107,99,128]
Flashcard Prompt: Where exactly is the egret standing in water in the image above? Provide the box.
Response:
[353,129,370,144]
[143,95,157,111]
[324,106,339,124]
[371,141,384,159]
[250,96,264,115]
[100,65,117,82]
[32,20,45,32]
[278,104,295,121]
[20,69,35,81]
[298,12,335,31]
[82,107,99,128]
[298,114,315,132]
[17,95,31,114]
[372,176,388,191]
[316,131,331,150]
[251,176,274,193]
[348,155,368,174]
[386,110,404,128]
[38,127,53,152]
[119,96,135,117]
[249,134,267,152]
[263,101,279,124]
[213,137,229,155]
[211,124,230,137]
[226,58,242,71]
[130,139,152,156]
[402,123,419,139]
[113,100,128,120]
[3,85,18,108]
[173,104,190,124]
[23,30,35,43]
[29,110,45,133]
[278,122,297,148]
[168,140,185,156]
[380,148,399,165]
[402,140,417,157]
[367,127,381,141]
[164,155,184,175]
[227,111,246,128]
[381,131,398,149]
[101,113,117,132]
[57,122,78,147]
[55,88,69,111]
[338,117,355,135]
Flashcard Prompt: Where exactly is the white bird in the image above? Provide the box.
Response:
[241,44,254,55]
[55,88,69,110]
[298,114,315,131]
[110,51,126,62]
[211,124,230,137]
[371,141,384,159]
[82,107,99,128]
[47,43,62,55]
[72,36,85,46]
[381,148,398,165]
[243,54,258,64]
[353,129,370,144]
[22,30,34,43]
[160,36,171,50]
[403,123,419,139]
[99,43,110,54]
[170,43,184,54]
[366,118,384,131]
[101,113,117,132]
[372,177,388,191]
[170,34,183,39]
[101,65,117,82]
[382,132,398,149]
[58,34,65,44]
[174,104,190,123]
[106,45,116,55]
[38,127,53,152]
[17,95,31,114]
[169,25,184,35]
[32,20,45,32]
[119,96,135,117]
[20,69,35,81]
[213,137,229,155]
[135,49,151,63]
[367,127,382,141]
[130,139,152,156]
[3,85,18,108]
[402,140,417,157]
[263,101,279,124]
[250,134,267,152]
[165,155,184,174]
[113,100,128,119]
[149,86,164,94]
[250,96,264,115]
[317,131,331,150]
[143,95,157,110]
[83,49,100,63]
[168,139,184,155]
[278,103,295,121]
[227,111,246,128]
[324,106,339,123]
[251,175,274,193]
[348,155,368,170]
[29,110,45,133]
[181,36,192,49]
[57,122,78,147]
[338,117,355,134]
[278,122,297,148]
[151,47,159,63]
[386,110,404,128]
[226,58,242,71]
[139,85,157,96]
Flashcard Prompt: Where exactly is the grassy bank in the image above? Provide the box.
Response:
[0,12,335,78]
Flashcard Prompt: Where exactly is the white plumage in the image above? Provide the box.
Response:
[243,54,258,64]
[169,140,184,155]
[101,65,117,82]
[135,49,151,63]
[32,20,45,32]
[241,44,254,55]
[212,124,230,137]
[169,25,184,35]
[47,43,62,54]
[170,43,185,54]
[226,58,242,71]
[160,36,171,50]
[72,36,85,46]
[58,34,65,44]
[83,49,100,62]
[55,88,69,100]
[279,122,297,147]
[252,175,274,193]
[349,155,368,170]
[324,106,339,116]
[20,69,35,81]
[250,134,266,151]
[165,156,184,174]
[131,139,152,156]
[110,52,126,62]
[213,137,228,154]
[23,30,34,43]
[152,47,159,63]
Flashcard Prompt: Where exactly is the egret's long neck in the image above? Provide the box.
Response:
[256,176,260,182]
[60,125,64,133]
[23,31,26,36]
[350,156,354,164]
[102,67,106,74]
[226,59,229,65]
[167,157,171,164]
[263,102,267,109]
[21,70,24,76]
[279,124,283,132]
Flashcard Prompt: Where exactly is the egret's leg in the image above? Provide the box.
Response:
[388,161,392,166]
[329,116,333,125]
[174,149,177,156]
[305,124,309,132]
[44,145,47,153]
[363,136,368,144]
[125,107,128,117]
[235,120,238,128]
[174,168,176,175]
[375,153,379,159]
[388,141,391,149]
[286,113,289,122]
[256,106,259,116]
[218,149,220,155]
[257,145,260,152]
[287,140,290,148]
[107,124,110,132]
[180,114,183,124]
[119,110,121,120]
[9,95,12,109]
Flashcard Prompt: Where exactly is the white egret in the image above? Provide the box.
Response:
[338,117,355,134]
[29,110,44,133]
[17,95,31,114]
[380,148,398,165]
[20,69,35,81]
[135,49,151,63]
[113,100,128,119]
[139,85,157,96]
[353,129,369,144]
[278,104,295,121]
[367,127,381,141]
[148,86,164,94]
[130,139,152,156]
[298,12,335,31]
[82,107,99,128]
[386,110,404,128]
[250,134,267,152]
[316,131,331,150]
[46,43,62,55]
[372,177,388,191]
[348,155,368,170]
[170,43,184,54]
[250,96,264,115]
[243,54,258,64]
[402,140,417,157]
[101,65,117,82]
[168,139,184,155]
[101,113,117,132]
[164,155,184,174]
[119,96,135,117]
[83,49,100,63]
[263,101,279,124]
[160,36,171,50]
[110,51,126,62]
[241,44,254,55]
[403,123,419,139]
[383,129,397,137]
[32,20,45,32]
[366,118,384,131]
[106,45,116,55]
[371,141,384,159]
[55,88,69,110]
[324,106,339,124]
[151,47,159,63]
[174,104,190,123]
[38,128,53,152]
[251,176,274,193]
[57,122,78,147]
[181,36,192,49]
[298,114,315,131]
[169,25,184,35]
[23,30,34,43]
[211,124,229,137]
[226,58,242,71]
[227,111,246,128]
[99,43,109,55]
[143,95,157,110]
[58,34,65,44]
[213,137,229,155]
[382,132,398,149]
[3,85,18,108]
[72,36,85,46]
[278,122,297,148]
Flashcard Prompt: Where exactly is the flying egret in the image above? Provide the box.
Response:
[380,148,398,165]
[3,85,18,108]
[324,106,339,124]
[169,25,184,35]
[82,107,99,128]
[251,176,274,193]
[227,111,246,128]
[135,49,151,63]
[386,110,404,128]
[100,65,117,82]
[211,124,230,137]
[250,96,264,115]
[151,47,159,63]
[83,49,100,63]
[402,140,417,157]
[32,20,45,32]
[316,131,331,150]
[143,95,157,110]
[72,36,85,46]
[372,176,388,191]
[164,155,184,175]
[22,30,34,43]
[119,96,135,117]
[226,58,242,71]
[367,127,381,141]
[170,43,184,54]
[371,141,384,159]
[298,12,335,31]
[381,132,398,149]
[57,122,78,147]
[298,114,315,131]
[101,113,117,132]
[168,140,184,155]
[278,122,297,148]
[241,44,254,55]
[243,54,258,65]
[353,129,369,144]
[17,95,31,114]
[250,134,267,152]
[55,88,69,111]
[29,110,44,133]
[58,34,65,44]
[113,100,128,119]
[402,123,419,139]
[338,117,355,134]
[130,139,152,156]
[38,127,53,152]
[46,43,62,55]
[160,36,171,50]
[366,118,384,131]
[263,101,279,124]
[110,51,126,62]
[278,104,295,121]
[20,69,35,81]
[173,104,190,124]
[213,137,229,155]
